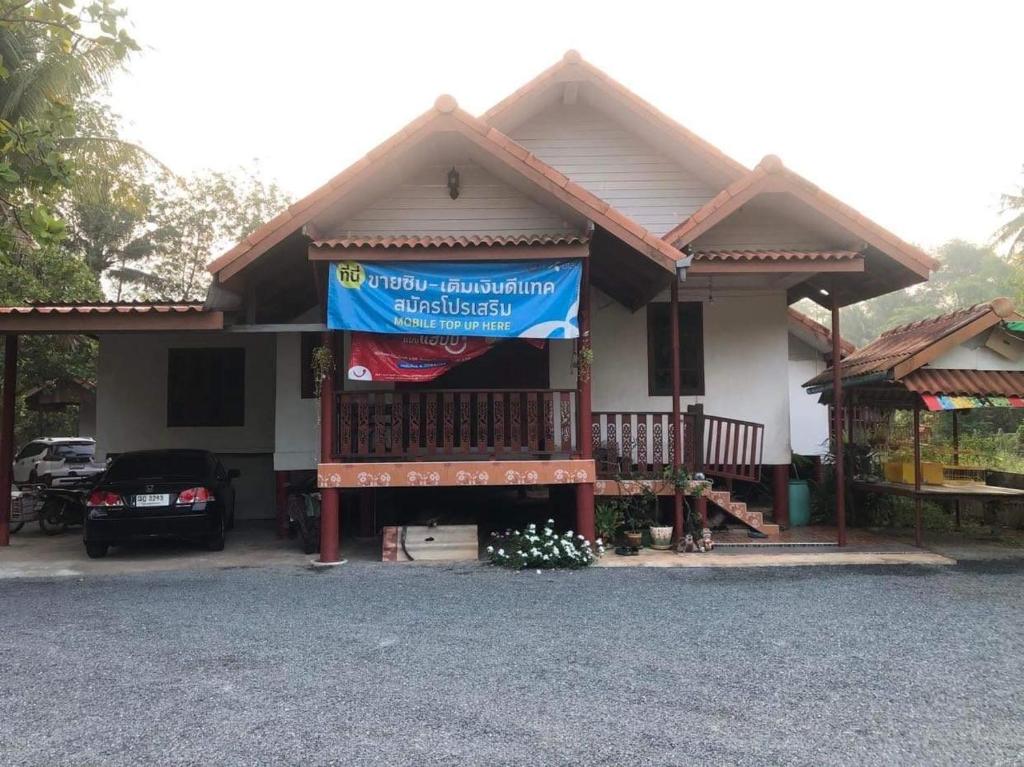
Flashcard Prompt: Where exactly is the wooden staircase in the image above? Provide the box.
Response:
[706,490,780,538]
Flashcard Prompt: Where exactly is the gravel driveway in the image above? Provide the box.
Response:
[2,560,1023,766]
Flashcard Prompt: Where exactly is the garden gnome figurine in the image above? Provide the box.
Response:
[702,528,715,551]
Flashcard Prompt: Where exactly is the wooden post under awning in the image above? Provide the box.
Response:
[0,334,16,547]
[831,302,846,547]
[913,400,923,547]
[574,257,596,543]
[952,409,961,529]
[318,330,341,563]
[670,279,684,543]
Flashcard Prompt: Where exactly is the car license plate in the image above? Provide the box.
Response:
[134,493,169,507]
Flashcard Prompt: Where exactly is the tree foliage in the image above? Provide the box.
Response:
[0,0,138,251]
[994,165,1024,261]
[798,240,1019,347]
[143,167,290,301]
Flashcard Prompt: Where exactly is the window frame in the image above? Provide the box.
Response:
[166,347,246,428]
[646,301,705,397]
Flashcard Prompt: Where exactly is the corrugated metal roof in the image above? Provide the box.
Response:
[0,302,207,316]
[903,369,1024,397]
[805,300,1014,386]
[695,249,860,263]
[310,233,589,249]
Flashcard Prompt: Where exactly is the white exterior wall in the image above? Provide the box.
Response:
[338,161,577,237]
[693,204,835,250]
[928,338,1024,371]
[552,289,792,465]
[274,332,319,471]
[274,330,396,472]
[95,332,277,519]
[788,336,830,456]
[510,104,716,234]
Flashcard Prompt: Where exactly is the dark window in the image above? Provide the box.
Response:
[107,451,210,481]
[167,348,245,427]
[16,442,44,460]
[300,332,318,399]
[647,302,704,396]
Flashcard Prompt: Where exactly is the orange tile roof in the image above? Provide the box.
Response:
[665,155,939,278]
[482,50,748,180]
[310,233,588,250]
[696,249,860,263]
[787,308,854,356]
[805,298,1018,386]
[209,97,681,282]
[0,302,207,315]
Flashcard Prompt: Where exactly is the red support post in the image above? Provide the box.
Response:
[318,331,341,563]
[575,259,596,543]
[831,301,846,547]
[772,464,790,528]
[670,279,684,542]
[0,334,16,547]
[913,400,923,548]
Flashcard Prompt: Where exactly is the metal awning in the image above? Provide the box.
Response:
[0,303,223,333]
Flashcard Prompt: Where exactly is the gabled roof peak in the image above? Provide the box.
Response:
[482,51,749,182]
[434,94,458,113]
[757,154,785,173]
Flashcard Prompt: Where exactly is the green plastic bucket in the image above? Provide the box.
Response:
[788,479,811,527]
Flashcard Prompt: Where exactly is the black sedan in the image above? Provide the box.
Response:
[83,449,238,558]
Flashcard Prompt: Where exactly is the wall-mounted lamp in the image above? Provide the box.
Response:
[447,167,460,199]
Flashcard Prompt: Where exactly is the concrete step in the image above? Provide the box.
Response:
[706,491,780,538]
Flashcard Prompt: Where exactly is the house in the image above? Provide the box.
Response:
[0,51,938,556]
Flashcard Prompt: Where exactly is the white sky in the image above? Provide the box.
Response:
[107,0,1023,255]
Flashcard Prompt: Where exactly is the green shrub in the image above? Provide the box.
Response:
[487,520,603,569]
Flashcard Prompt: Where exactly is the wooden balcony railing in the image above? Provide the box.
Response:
[331,390,764,482]
[332,389,578,460]
[702,414,764,483]
[592,409,764,483]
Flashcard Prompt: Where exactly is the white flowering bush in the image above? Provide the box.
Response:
[486,520,604,570]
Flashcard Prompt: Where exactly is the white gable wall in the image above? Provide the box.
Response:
[927,338,1024,371]
[337,161,577,237]
[693,203,836,250]
[510,104,717,235]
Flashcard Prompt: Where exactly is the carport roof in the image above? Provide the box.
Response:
[0,302,223,333]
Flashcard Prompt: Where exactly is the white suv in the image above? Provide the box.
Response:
[13,437,105,487]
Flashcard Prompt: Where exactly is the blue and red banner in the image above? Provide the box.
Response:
[348,333,542,382]
[327,260,581,339]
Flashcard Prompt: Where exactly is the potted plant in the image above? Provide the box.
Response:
[621,486,654,549]
[595,499,624,548]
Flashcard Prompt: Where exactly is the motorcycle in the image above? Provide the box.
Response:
[9,487,42,534]
[37,482,90,536]
[286,478,321,555]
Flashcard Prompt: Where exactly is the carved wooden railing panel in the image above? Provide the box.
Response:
[591,411,694,478]
[334,389,577,460]
[592,410,763,482]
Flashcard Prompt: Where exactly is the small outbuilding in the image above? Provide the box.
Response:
[805,298,1024,544]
